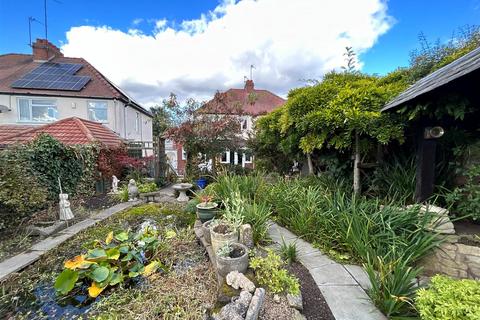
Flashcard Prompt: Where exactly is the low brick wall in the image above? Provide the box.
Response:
[421,240,480,279]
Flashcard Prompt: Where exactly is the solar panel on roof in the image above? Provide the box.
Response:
[11,62,91,91]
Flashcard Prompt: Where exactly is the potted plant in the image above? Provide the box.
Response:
[216,242,249,277]
[196,195,218,222]
[210,196,244,255]
[196,176,208,189]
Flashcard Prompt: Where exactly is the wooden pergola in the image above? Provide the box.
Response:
[382,46,480,202]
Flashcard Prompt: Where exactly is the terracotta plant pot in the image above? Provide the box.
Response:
[196,202,218,223]
[210,222,238,256]
[202,220,213,244]
[216,242,249,277]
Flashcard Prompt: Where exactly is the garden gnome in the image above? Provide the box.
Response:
[128,179,139,201]
[112,175,119,193]
[59,193,74,221]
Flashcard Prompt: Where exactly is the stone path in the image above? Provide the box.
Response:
[267,222,387,320]
[0,200,141,282]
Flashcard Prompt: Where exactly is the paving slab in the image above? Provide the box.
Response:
[0,251,43,281]
[310,262,357,286]
[60,218,97,235]
[267,222,297,242]
[92,201,141,220]
[299,251,335,269]
[30,232,75,252]
[320,285,386,320]
[345,264,372,291]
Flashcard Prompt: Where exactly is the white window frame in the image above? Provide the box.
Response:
[220,150,230,164]
[241,118,248,131]
[17,97,58,123]
[87,100,108,123]
[244,151,253,164]
[181,147,187,160]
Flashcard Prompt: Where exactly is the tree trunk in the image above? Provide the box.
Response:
[307,153,314,176]
[155,136,167,184]
[353,131,361,195]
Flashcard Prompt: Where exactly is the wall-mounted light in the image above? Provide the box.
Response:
[71,102,77,109]
[424,126,445,139]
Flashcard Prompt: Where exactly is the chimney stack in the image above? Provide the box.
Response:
[32,39,63,62]
[244,79,254,92]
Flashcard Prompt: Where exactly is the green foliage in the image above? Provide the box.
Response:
[416,275,480,320]
[210,172,266,202]
[250,250,300,295]
[222,193,245,230]
[241,200,271,245]
[55,228,168,298]
[444,164,480,221]
[184,198,201,215]
[0,150,47,229]
[365,256,420,317]
[137,182,158,193]
[279,239,297,264]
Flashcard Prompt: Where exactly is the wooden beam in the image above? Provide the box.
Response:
[415,134,437,202]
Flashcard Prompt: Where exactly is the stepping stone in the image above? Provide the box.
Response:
[299,251,334,269]
[319,285,386,320]
[309,263,357,286]
[0,251,42,281]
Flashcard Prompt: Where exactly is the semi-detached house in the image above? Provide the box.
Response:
[0,39,152,151]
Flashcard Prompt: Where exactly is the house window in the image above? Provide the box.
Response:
[135,112,140,132]
[18,98,57,122]
[181,147,187,160]
[244,152,252,163]
[241,118,248,130]
[220,150,230,163]
[87,101,108,123]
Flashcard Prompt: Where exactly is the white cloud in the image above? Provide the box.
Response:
[62,0,393,106]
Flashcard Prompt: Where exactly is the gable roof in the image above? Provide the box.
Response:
[0,117,124,147]
[0,53,152,117]
[200,80,285,116]
[382,46,480,112]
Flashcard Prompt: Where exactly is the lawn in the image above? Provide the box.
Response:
[0,203,217,319]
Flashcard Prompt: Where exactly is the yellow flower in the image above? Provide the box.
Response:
[64,255,94,270]
[88,281,105,298]
[143,261,160,276]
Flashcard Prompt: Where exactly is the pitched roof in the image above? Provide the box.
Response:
[200,80,285,116]
[0,53,152,117]
[0,117,124,147]
[0,124,35,140]
[382,46,480,112]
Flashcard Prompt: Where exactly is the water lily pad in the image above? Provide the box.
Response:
[86,248,107,261]
[115,231,129,242]
[54,269,79,295]
[90,266,110,282]
[106,247,120,260]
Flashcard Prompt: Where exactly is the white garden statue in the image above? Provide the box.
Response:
[59,193,74,221]
[112,175,119,193]
[128,179,139,201]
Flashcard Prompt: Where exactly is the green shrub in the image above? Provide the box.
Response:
[250,250,300,295]
[137,182,158,193]
[444,164,480,221]
[242,200,271,245]
[416,275,480,320]
[279,239,297,264]
[184,198,201,215]
[211,172,266,202]
[0,151,47,230]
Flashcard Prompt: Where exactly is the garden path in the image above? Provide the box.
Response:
[0,200,142,282]
[267,222,387,320]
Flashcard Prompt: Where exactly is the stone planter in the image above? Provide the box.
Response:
[196,202,219,222]
[202,220,214,244]
[210,222,238,256]
[216,242,249,277]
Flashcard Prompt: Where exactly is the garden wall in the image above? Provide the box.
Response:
[420,240,480,280]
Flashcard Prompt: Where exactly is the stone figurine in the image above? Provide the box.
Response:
[111,175,119,193]
[59,193,74,221]
[128,179,139,201]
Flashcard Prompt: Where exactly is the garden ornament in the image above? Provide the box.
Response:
[58,177,74,221]
[128,179,139,201]
[112,175,119,193]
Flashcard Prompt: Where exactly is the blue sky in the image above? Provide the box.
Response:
[1,0,479,103]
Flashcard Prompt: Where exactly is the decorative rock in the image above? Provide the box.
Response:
[412,204,456,234]
[287,292,303,311]
[292,309,307,320]
[245,288,265,320]
[273,294,281,303]
[215,290,252,320]
[128,179,139,201]
[239,224,254,249]
[226,271,256,293]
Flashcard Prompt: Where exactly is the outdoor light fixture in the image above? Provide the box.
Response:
[424,126,445,139]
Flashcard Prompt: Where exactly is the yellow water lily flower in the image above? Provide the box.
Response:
[64,255,94,270]
[105,231,113,245]
[88,281,105,298]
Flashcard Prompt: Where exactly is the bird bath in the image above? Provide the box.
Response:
[173,183,193,202]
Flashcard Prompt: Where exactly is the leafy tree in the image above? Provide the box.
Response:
[165,94,244,177]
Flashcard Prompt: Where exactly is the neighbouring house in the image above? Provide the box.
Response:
[0,39,153,154]
[382,46,480,202]
[166,79,285,174]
